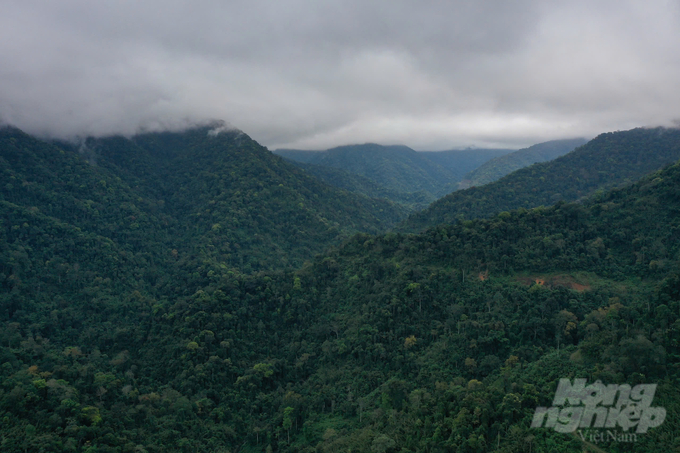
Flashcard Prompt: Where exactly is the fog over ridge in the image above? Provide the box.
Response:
[1,0,679,150]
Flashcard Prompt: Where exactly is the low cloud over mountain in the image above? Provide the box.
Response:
[2,1,679,149]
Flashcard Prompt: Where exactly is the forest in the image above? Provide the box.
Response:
[401,127,680,232]
[1,124,680,452]
[276,144,513,207]
[459,138,587,190]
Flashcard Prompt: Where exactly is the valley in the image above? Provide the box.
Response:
[1,124,680,452]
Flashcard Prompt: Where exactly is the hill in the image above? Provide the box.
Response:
[459,138,588,189]
[273,148,323,164]
[419,147,514,182]
[2,132,680,451]
[1,125,408,275]
[283,143,457,198]
[283,160,433,210]
[99,127,410,271]
[276,144,514,205]
[400,127,680,232]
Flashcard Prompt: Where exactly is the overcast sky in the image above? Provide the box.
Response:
[1,1,679,150]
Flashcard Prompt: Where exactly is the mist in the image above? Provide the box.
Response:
[1,0,679,150]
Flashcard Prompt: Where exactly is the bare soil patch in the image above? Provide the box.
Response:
[517,274,591,292]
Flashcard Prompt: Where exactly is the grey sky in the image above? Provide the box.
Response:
[1,0,679,150]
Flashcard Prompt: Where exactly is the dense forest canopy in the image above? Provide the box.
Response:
[1,124,680,452]
[417,148,514,183]
[276,144,514,205]
[459,138,588,190]
[279,161,435,211]
[401,127,680,232]
[1,125,409,273]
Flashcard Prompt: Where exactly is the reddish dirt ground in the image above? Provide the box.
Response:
[517,274,591,292]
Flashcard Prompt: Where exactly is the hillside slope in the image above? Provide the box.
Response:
[2,139,680,451]
[110,127,409,271]
[277,144,462,200]
[285,160,433,209]
[304,143,457,197]
[459,137,588,189]
[419,147,514,182]
[2,125,407,274]
[277,145,514,201]
[274,148,323,163]
[400,127,680,232]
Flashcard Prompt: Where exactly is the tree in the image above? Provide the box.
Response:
[283,406,294,443]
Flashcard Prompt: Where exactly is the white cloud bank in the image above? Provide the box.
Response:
[1,0,679,149]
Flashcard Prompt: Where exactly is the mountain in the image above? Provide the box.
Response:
[276,144,514,204]
[284,160,433,210]
[400,127,680,232]
[419,147,514,182]
[274,149,323,164]
[458,137,588,189]
[0,125,408,275]
[2,128,680,451]
[283,143,457,198]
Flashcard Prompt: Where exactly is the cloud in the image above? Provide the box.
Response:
[1,0,679,149]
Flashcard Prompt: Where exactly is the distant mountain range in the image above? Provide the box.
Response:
[284,161,435,210]
[275,144,513,205]
[399,127,680,232]
[458,137,588,189]
[278,143,458,198]
[419,148,514,182]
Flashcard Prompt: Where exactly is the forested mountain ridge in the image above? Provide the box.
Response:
[92,127,411,272]
[0,126,174,254]
[275,144,514,205]
[400,126,680,232]
[418,148,514,182]
[282,160,434,210]
[459,137,588,189]
[2,120,680,451]
[1,125,408,275]
[286,143,457,198]
[273,149,323,164]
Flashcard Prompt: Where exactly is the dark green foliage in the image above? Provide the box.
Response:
[460,138,588,189]
[277,144,513,201]
[401,127,680,232]
[2,124,680,452]
[273,149,324,164]
[9,125,408,273]
[419,148,514,182]
[276,145,513,209]
[282,143,456,198]
[283,161,434,210]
